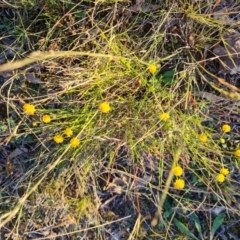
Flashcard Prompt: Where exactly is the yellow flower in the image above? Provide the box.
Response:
[64,128,73,137]
[70,137,80,148]
[148,64,157,74]
[159,112,170,122]
[198,133,207,143]
[172,166,183,177]
[42,114,51,123]
[99,102,110,113]
[235,149,240,157]
[23,103,36,115]
[216,173,225,183]
[220,168,229,176]
[53,135,64,144]
[222,124,231,133]
[174,179,185,189]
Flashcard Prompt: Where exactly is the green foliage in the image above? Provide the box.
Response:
[173,212,226,240]
[189,213,204,240]
[160,69,176,85]
[173,218,199,240]
[210,213,225,240]
[0,123,8,131]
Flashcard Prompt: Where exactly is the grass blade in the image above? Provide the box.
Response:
[173,218,199,240]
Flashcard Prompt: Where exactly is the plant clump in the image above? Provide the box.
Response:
[1,1,240,239]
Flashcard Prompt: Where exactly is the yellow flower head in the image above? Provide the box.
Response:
[235,149,240,157]
[99,102,110,113]
[174,179,185,189]
[70,137,80,148]
[159,112,170,122]
[220,168,229,176]
[64,128,73,137]
[42,114,51,123]
[172,166,183,177]
[222,124,231,133]
[216,173,225,183]
[148,64,157,74]
[198,133,207,143]
[53,134,64,144]
[23,103,36,115]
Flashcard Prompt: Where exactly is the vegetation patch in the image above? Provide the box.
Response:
[0,0,240,239]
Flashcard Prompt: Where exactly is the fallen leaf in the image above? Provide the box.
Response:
[188,32,195,46]
[7,147,28,161]
[25,72,42,84]
[131,78,142,88]
[7,147,28,174]
[213,31,240,74]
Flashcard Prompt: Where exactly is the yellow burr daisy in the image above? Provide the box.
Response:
[159,112,170,122]
[23,103,36,115]
[216,173,225,183]
[148,64,157,74]
[198,133,207,143]
[174,179,185,189]
[53,135,64,144]
[64,128,73,137]
[99,102,111,113]
[42,114,51,123]
[70,137,80,148]
[222,124,231,133]
[172,166,183,177]
[220,168,229,176]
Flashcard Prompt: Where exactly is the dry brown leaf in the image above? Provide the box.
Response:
[213,10,235,25]
[136,0,145,7]
[151,209,161,227]
[188,33,195,46]
[142,4,160,13]
[131,78,142,88]
[127,1,160,13]
[6,147,28,174]
[213,31,240,74]
[7,147,28,161]
[25,73,42,84]
[112,177,127,186]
